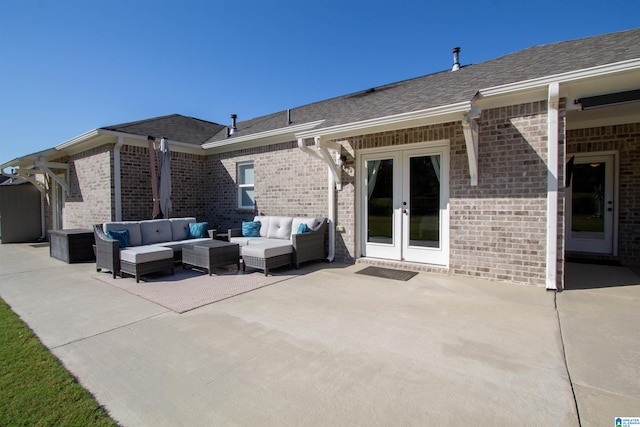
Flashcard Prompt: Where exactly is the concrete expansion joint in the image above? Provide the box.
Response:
[50,311,169,350]
[554,292,582,426]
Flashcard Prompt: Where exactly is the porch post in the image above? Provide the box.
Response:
[546,83,560,290]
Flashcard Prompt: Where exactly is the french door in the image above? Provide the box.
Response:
[361,144,449,265]
[566,154,616,254]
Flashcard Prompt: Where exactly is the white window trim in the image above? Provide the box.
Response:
[237,161,255,209]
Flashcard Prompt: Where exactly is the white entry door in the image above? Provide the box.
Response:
[566,154,616,254]
[362,144,449,265]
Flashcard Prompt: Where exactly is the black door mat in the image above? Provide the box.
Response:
[566,257,622,266]
[356,266,418,281]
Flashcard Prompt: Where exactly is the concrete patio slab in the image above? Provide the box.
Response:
[1,243,637,426]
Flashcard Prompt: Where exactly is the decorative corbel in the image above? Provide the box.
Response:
[462,106,481,186]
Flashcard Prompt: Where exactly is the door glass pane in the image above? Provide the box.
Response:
[409,155,440,248]
[571,162,605,240]
[367,159,393,244]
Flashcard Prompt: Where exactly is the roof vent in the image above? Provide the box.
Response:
[230,114,238,135]
[452,47,461,71]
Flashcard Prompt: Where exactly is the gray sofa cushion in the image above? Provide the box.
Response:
[140,220,173,245]
[120,246,173,264]
[241,239,293,258]
[252,216,271,237]
[292,217,320,235]
[266,216,293,239]
[103,222,143,247]
[169,217,196,241]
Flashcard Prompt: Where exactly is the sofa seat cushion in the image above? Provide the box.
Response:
[240,239,293,259]
[229,236,256,246]
[120,246,173,264]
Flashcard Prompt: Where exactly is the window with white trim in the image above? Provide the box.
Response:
[237,161,255,209]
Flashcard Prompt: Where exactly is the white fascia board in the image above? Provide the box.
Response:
[1,148,59,171]
[55,129,101,150]
[296,102,472,141]
[97,129,207,154]
[479,58,640,98]
[202,120,325,150]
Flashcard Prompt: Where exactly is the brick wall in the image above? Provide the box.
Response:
[63,145,113,228]
[205,141,328,232]
[567,122,640,263]
[335,101,558,286]
[120,145,207,221]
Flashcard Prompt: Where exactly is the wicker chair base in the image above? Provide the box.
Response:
[242,253,291,276]
[120,257,175,283]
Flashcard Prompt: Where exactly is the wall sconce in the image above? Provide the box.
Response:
[337,154,347,168]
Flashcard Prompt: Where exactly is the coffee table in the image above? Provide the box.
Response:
[182,240,240,275]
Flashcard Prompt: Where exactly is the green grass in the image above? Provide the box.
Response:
[0,298,118,427]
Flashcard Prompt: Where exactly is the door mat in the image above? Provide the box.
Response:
[356,266,418,281]
[566,257,622,266]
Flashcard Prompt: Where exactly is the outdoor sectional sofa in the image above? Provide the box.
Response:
[94,217,211,282]
[229,216,327,275]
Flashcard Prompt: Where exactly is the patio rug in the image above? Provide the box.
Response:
[355,266,418,281]
[92,267,298,313]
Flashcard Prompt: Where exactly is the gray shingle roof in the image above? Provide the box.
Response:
[102,114,225,145]
[206,28,640,143]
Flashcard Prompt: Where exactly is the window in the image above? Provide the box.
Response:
[237,161,255,209]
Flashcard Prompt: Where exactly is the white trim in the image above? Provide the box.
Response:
[203,120,325,149]
[55,130,100,150]
[480,58,640,98]
[565,151,619,256]
[357,140,450,267]
[237,161,255,210]
[546,83,560,290]
[297,103,470,140]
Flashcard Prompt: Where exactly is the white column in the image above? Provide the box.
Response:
[546,83,560,290]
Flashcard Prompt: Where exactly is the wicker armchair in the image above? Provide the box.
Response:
[93,224,120,279]
[291,218,327,268]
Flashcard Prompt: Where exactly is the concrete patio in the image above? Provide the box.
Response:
[1,242,638,426]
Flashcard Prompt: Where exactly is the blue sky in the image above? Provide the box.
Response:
[1,0,638,164]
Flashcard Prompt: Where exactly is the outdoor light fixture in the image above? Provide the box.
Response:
[337,155,347,167]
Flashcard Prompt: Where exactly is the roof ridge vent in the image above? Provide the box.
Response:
[452,47,461,71]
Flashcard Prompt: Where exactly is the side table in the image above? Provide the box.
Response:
[49,228,96,263]
[182,240,240,276]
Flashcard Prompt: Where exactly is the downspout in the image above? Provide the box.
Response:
[546,82,560,290]
[114,137,124,221]
[298,137,336,262]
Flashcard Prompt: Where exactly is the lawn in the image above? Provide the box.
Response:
[0,298,118,426]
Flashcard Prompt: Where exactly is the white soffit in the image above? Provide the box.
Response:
[296,102,472,141]
[202,120,325,152]
[477,58,640,108]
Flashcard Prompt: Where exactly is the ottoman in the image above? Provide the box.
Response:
[119,246,174,283]
[241,240,292,276]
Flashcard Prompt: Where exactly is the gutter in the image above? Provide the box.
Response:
[479,58,640,98]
